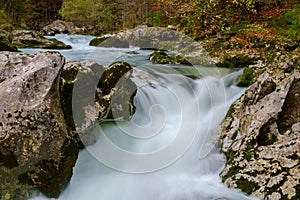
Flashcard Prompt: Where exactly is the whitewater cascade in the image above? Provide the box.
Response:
[23,34,258,200]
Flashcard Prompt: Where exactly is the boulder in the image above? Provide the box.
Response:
[0,52,79,199]
[89,36,129,48]
[149,50,191,65]
[60,61,137,146]
[219,54,300,199]
[10,30,71,49]
[89,36,110,46]
[42,20,84,36]
[116,26,213,65]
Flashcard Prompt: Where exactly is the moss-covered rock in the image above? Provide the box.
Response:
[60,61,137,146]
[10,30,71,49]
[0,36,18,52]
[237,67,255,87]
[219,55,300,199]
[98,62,137,120]
[89,36,110,46]
[97,61,137,120]
[149,50,191,65]
[216,54,259,69]
[90,36,129,48]
[60,61,105,132]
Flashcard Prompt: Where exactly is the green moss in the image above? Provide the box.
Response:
[217,54,259,69]
[226,104,235,118]
[237,67,255,87]
[225,150,236,165]
[236,177,259,195]
[0,36,18,52]
[291,184,300,200]
[269,4,300,41]
[231,130,238,140]
[43,39,72,49]
[221,165,241,182]
[97,37,129,48]
[149,50,191,65]
[287,152,300,161]
[89,36,110,46]
[244,151,254,161]
[59,66,80,131]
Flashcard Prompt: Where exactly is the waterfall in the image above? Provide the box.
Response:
[23,34,258,200]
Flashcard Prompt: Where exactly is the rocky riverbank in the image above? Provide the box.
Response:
[217,45,300,199]
[0,51,136,199]
[0,29,72,52]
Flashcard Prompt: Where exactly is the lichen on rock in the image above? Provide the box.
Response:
[0,52,79,199]
[60,60,137,147]
[219,53,300,199]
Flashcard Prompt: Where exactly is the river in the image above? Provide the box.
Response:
[21,34,258,200]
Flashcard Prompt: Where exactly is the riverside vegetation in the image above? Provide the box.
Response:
[0,0,299,199]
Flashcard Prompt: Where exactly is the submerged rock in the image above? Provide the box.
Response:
[219,54,300,199]
[0,52,79,199]
[10,30,71,49]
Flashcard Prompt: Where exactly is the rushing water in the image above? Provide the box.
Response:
[22,34,258,200]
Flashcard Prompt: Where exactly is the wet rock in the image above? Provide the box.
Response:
[0,52,79,199]
[10,30,71,49]
[219,59,300,199]
[97,61,137,120]
[89,36,111,46]
[43,20,84,36]
[60,61,137,146]
[91,36,129,48]
[59,61,105,132]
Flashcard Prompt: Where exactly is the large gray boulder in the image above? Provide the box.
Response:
[116,26,213,65]
[219,54,300,199]
[10,30,71,49]
[0,52,78,199]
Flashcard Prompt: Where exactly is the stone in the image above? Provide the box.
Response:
[219,58,300,199]
[42,20,84,36]
[60,61,137,146]
[94,36,129,48]
[149,50,191,65]
[89,36,111,46]
[10,30,71,49]
[0,52,79,199]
